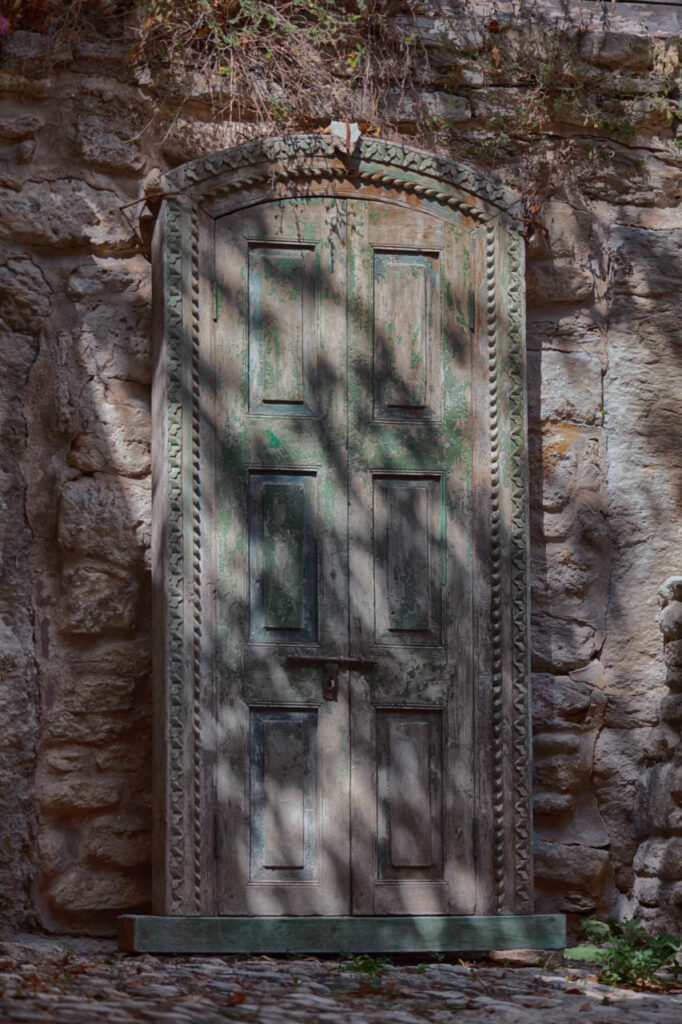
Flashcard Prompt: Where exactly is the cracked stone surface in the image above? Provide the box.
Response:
[1,939,682,1023]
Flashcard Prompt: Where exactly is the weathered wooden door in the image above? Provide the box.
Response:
[211,194,482,916]
[151,138,536,939]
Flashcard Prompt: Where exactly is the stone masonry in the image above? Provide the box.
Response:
[1,0,682,936]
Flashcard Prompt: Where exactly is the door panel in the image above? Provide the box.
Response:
[248,472,318,644]
[250,709,318,879]
[213,194,483,916]
[373,475,443,646]
[213,199,350,915]
[348,200,482,915]
[248,243,317,414]
[376,709,444,876]
[373,251,439,418]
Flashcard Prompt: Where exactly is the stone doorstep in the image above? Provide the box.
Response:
[118,913,566,955]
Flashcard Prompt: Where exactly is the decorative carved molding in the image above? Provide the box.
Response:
[189,205,203,912]
[485,223,505,914]
[507,228,532,913]
[163,199,188,914]
[165,135,521,216]
[157,136,529,915]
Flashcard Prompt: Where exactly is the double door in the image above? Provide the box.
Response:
[211,194,486,915]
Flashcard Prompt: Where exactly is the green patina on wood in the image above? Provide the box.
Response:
[119,915,566,955]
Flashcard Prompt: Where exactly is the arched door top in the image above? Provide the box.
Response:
[163,134,521,224]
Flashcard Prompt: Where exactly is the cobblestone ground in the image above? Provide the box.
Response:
[1,938,682,1023]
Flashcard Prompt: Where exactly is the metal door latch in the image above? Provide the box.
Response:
[323,661,339,702]
[284,655,377,701]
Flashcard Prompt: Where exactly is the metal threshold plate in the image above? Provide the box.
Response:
[119,914,566,954]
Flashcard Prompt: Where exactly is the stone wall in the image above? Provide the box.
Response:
[1,1,682,935]
[632,578,682,931]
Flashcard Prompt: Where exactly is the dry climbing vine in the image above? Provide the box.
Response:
[0,0,436,130]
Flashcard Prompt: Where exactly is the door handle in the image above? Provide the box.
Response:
[284,655,377,701]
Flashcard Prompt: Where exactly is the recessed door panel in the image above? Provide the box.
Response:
[250,709,318,880]
[373,252,439,420]
[373,475,443,646]
[248,244,317,415]
[248,472,318,644]
[376,710,443,877]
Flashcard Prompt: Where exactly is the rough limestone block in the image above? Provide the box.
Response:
[534,840,612,912]
[634,837,682,882]
[35,771,122,813]
[74,299,151,386]
[594,728,657,884]
[0,115,44,141]
[603,691,661,729]
[660,577,682,605]
[75,115,145,174]
[527,201,594,262]
[42,708,148,746]
[67,258,149,300]
[2,29,72,62]
[583,150,680,208]
[533,731,581,757]
[641,725,679,761]
[58,565,141,635]
[67,381,151,478]
[0,179,135,250]
[537,350,603,426]
[0,331,39,381]
[533,750,589,794]
[611,227,682,298]
[36,826,70,874]
[80,814,151,869]
[531,673,605,732]
[527,259,594,305]
[531,612,603,673]
[639,762,682,837]
[536,789,610,849]
[387,90,472,124]
[54,676,137,714]
[659,601,682,642]
[49,866,149,912]
[660,693,682,723]
[95,742,150,774]
[532,425,605,516]
[161,119,255,168]
[0,72,52,98]
[579,31,654,71]
[664,640,682,691]
[526,311,602,351]
[632,877,662,908]
[0,253,51,336]
[58,475,150,567]
[532,521,609,640]
[533,791,575,817]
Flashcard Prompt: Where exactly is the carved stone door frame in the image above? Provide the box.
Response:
[124,136,563,953]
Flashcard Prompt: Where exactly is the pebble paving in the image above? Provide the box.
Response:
[1,938,682,1023]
